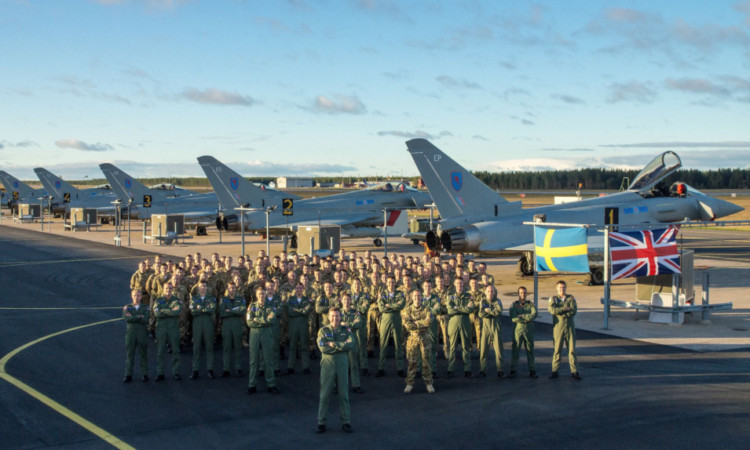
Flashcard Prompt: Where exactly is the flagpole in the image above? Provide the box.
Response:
[533,266,539,311]
[603,225,611,330]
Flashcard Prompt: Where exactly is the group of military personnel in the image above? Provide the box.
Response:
[124,248,581,432]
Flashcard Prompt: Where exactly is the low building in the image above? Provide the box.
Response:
[276,176,313,188]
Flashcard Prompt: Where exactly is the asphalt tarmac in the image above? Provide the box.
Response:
[1,226,749,448]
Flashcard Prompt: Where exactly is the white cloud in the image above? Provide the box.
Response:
[313,95,366,114]
[606,80,658,103]
[377,130,452,140]
[55,139,114,152]
[183,88,255,106]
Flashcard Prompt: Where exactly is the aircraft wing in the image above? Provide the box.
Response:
[265,213,381,230]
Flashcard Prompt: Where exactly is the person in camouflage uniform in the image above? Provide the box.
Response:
[421,279,442,378]
[402,290,435,394]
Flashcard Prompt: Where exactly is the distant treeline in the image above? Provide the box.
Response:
[473,168,750,190]
[63,168,750,190]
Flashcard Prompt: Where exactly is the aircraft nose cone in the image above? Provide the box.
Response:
[714,197,744,219]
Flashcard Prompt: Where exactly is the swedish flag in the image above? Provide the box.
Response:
[534,226,589,273]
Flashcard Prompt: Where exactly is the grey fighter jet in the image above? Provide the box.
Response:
[0,170,53,212]
[197,155,433,247]
[98,163,223,234]
[34,167,116,215]
[407,138,744,274]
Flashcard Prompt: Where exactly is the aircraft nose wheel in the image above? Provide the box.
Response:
[373,238,383,247]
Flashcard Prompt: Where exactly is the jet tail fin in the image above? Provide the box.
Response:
[99,163,150,202]
[0,170,43,199]
[197,156,294,211]
[34,168,81,201]
[406,139,511,220]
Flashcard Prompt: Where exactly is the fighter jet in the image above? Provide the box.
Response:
[407,138,744,277]
[197,155,433,246]
[0,170,53,212]
[98,163,223,235]
[34,167,116,215]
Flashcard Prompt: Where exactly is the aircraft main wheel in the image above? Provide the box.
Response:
[412,239,420,245]
[588,268,604,286]
[373,238,383,247]
[290,235,298,248]
[196,226,207,236]
[517,256,534,277]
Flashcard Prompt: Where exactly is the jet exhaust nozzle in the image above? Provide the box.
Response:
[216,214,239,232]
[425,230,440,251]
[439,226,482,253]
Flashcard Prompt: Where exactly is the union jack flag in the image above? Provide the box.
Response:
[609,226,681,280]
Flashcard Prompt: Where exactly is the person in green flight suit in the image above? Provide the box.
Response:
[509,286,537,379]
[478,284,504,378]
[154,282,182,381]
[316,308,355,434]
[287,282,313,375]
[445,278,476,378]
[246,286,279,394]
[548,280,581,380]
[375,277,406,377]
[340,293,364,394]
[219,280,246,377]
[190,281,217,379]
[123,289,149,382]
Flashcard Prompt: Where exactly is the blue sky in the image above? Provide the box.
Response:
[1,0,750,181]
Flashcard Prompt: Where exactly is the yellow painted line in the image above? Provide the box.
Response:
[0,318,134,450]
[0,255,145,268]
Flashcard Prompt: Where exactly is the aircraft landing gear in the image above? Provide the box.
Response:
[517,254,534,277]
[412,239,420,245]
[373,238,383,247]
[290,235,298,249]
[196,226,207,236]
[587,268,604,286]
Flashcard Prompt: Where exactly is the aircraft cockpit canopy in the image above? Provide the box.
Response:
[628,151,681,192]
[366,182,413,193]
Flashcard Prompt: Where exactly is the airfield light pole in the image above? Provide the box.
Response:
[112,199,122,247]
[39,196,45,232]
[127,198,132,246]
[218,203,223,244]
[383,208,388,258]
[602,226,611,330]
[0,192,3,224]
[235,206,252,257]
[265,206,276,256]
